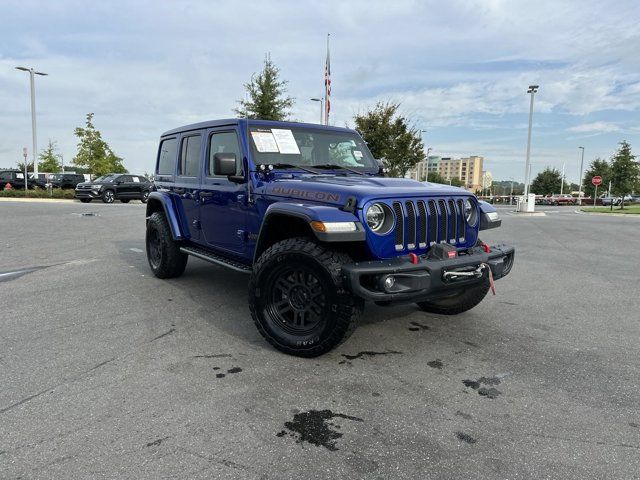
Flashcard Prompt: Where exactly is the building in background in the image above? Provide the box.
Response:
[409,155,485,192]
[481,170,493,194]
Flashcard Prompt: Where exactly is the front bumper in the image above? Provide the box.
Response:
[342,244,515,302]
[74,188,102,199]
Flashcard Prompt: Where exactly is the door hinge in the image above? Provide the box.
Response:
[192,220,201,230]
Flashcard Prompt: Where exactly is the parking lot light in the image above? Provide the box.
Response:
[578,146,585,206]
[15,66,48,178]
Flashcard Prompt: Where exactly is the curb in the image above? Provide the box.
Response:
[0,197,76,203]
[578,210,640,217]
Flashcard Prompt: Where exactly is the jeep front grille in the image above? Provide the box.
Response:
[392,197,468,252]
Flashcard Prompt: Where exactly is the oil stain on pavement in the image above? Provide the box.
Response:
[427,359,444,369]
[277,409,364,451]
[215,367,243,379]
[462,375,508,399]
[338,350,402,365]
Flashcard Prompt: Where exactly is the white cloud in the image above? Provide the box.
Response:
[567,122,621,134]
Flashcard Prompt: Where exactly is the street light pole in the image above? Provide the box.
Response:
[578,146,585,206]
[310,98,323,125]
[16,67,47,178]
[421,130,429,181]
[524,85,538,200]
[560,162,565,195]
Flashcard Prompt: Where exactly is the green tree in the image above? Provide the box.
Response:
[17,161,34,172]
[354,102,425,178]
[450,177,464,187]
[610,141,638,208]
[581,158,611,198]
[235,54,294,120]
[38,139,62,173]
[530,167,570,195]
[73,113,127,177]
[425,172,447,184]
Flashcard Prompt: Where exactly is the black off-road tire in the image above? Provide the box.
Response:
[416,272,490,315]
[248,237,363,357]
[102,189,115,203]
[145,212,188,279]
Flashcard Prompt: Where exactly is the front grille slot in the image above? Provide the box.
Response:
[427,200,437,245]
[448,199,457,242]
[405,201,416,249]
[417,201,427,248]
[392,202,404,251]
[457,199,465,241]
[437,200,447,243]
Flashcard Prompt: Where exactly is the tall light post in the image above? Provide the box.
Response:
[420,130,429,181]
[523,85,539,205]
[560,162,566,195]
[578,146,585,205]
[310,98,323,125]
[16,66,48,178]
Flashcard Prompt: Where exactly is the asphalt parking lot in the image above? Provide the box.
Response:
[1,201,639,479]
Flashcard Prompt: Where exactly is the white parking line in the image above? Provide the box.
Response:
[129,248,143,253]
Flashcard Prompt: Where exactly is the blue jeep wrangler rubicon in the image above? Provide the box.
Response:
[146,119,514,357]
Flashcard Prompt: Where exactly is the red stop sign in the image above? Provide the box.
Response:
[592,176,602,186]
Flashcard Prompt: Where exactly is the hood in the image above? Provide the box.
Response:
[261,174,471,207]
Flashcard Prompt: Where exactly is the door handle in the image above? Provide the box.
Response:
[199,191,213,198]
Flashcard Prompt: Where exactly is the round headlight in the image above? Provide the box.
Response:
[366,203,385,231]
[464,199,478,225]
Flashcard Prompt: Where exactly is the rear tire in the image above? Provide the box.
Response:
[141,191,150,203]
[248,237,363,357]
[416,273,490,315]
[145,212,188,279]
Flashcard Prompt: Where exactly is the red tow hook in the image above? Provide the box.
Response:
[408,253,419,264]
[480,242,491,253]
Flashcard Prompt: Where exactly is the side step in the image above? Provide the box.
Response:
[180,246,252,274]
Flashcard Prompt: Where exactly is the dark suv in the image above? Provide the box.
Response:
[0,170,27,190]
[45,173,86,189]
[75,174,152,203]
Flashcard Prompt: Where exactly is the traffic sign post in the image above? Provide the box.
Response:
[592,176,602,207]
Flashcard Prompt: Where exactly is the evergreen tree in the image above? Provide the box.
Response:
[72,113,127,176]
[530,167,569,195]
[235,54,294,120]
[354,102,425,178]
[38,139,63,173]
[610,141,638,208]
[581,158,611,198]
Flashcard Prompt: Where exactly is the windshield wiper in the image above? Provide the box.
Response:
[313,164,365,176]
[266,163,320,175]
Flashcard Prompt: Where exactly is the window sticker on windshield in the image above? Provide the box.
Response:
[17,173,24,179]
[353,150,363,159]
[271,129,300,155]
[251,131,279,152]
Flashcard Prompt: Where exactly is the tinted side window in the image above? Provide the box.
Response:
[209,131,242,176]
[179,135,201,177]
[157,138,177,175]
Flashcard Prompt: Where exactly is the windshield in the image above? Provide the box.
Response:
[93,175,116,183]
[248,126,377,171]
[48,174,62,181]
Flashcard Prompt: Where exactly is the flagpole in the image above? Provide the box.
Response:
[324,33,330,126]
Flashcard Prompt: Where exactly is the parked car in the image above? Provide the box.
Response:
[546,194,577,206]
[600,195,621,206]
[0,170,27,190]
[47,173,86,189]
[144,118,515,357]
[28,173,48,189]
[75,174,152,203]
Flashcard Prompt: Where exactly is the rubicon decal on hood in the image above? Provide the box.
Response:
[270,187,341,203]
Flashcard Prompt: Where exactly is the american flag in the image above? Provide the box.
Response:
[324,34,331,125]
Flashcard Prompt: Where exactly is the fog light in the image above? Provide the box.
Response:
[383,275,396,290]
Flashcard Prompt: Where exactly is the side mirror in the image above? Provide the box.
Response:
[375,158,387,177]
[214,152,238,177]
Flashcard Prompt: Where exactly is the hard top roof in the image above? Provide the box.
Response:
[161,118,356,137]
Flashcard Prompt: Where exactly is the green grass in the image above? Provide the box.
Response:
[0,188,76,199]
[582,205,640,214]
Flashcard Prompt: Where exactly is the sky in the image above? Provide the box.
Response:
[1,0,639,182]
